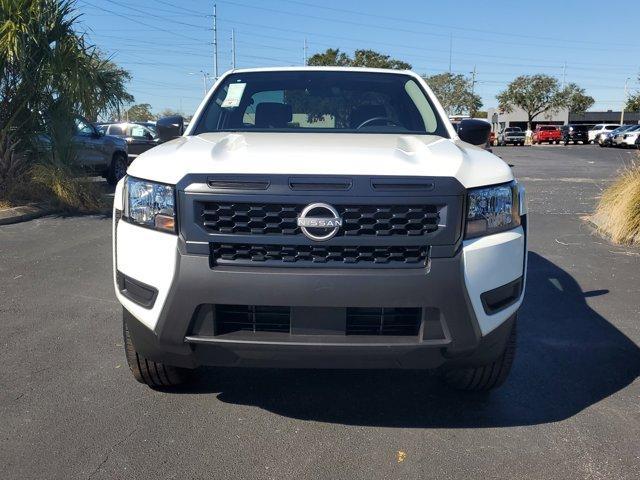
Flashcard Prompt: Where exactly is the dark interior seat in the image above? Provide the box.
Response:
[255,102,293,128]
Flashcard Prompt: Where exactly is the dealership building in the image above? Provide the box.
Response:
[486,106,640,132]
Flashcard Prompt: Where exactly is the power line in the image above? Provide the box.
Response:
[276,0,635,49]
[217,17,639,72]
[216,0,640,53]
[93,0,211,30]
[80,1,207,42]
[154,0,210,16]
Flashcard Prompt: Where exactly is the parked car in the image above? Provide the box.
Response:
[98,122,160,160]
[498,127,525,146]
[589,124,619,144]
[532,125,561,144]
[560,124,590,145]
[115,67,527,392]
[600,125,635,147]
[613,124,640,147]
[72,116,129,184]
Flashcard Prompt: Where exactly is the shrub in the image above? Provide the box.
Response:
[593,160,640,245]
[30,162,103,213]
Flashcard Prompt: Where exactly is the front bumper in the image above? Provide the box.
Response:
[114,219,526,370]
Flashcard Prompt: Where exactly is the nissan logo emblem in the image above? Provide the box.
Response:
[297,203,343,241]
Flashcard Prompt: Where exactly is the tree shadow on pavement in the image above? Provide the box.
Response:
[183,251,640,428]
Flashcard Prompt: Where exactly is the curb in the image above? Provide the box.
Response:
[0,204,55,226]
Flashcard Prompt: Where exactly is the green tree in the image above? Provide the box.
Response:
[563,83,595,114]
[626,76,640,112]
[307,48,351,67]
[496,74,567,128]
[0,0,132,203]
[425,72,482,116]
[627,95,640,112]
[307,48,411,69]
[126,103,155,122]
[158,108,182,118]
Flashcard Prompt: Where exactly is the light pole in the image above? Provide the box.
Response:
[189,71,210,96]
[621,77,630,125]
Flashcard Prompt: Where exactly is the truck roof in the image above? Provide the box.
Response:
[224,66,415,76]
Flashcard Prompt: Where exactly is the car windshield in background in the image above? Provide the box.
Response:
[193,71,447,136]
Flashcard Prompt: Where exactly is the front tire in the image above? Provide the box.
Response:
[123,315,189,388]
[440,319,517,392]
[107,153,128,186]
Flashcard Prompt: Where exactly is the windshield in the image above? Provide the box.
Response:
[193,71,447,136]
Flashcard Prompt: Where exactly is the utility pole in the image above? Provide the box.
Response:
[621,77,630,125]
[201,71,208,95]
[212,4,218,80]
[561,61,567,89]
[469,65,476,115]
[303,37,308,65]
[231,28,236,69]
[470,66,477,96]
[448,34,452,73]
[470,66,477,116]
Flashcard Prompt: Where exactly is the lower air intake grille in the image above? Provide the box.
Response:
[211,243,428,266]
[215,304,291,334]
[346,307,422,336]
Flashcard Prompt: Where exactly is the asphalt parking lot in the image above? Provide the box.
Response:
[1,145,639,479]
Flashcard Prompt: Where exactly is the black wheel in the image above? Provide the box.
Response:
[440,320,517,392]
[123,314,189,388]
[107,153,128,185]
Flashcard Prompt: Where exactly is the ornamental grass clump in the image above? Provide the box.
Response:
[593,159,640,245]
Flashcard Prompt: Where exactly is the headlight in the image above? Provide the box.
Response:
[125,176,176,233]
[465,181,521,239]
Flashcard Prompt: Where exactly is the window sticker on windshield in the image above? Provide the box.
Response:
[221,83,246,108]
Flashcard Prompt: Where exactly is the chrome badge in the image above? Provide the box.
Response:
[297,203,343,241]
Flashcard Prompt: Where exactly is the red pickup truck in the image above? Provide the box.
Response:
[532,125,562,144]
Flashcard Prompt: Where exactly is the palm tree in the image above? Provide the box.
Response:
[0,0,133,201]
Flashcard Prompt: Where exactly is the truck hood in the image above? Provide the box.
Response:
[127,132,513,188]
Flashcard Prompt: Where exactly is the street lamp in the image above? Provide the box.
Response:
[189,71,211,96]
[621,77,630,125]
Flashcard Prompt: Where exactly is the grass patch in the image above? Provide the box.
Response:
[30,163,105,213]
[593,160,640,245]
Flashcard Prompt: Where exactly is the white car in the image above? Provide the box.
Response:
[618,125,640,148]
[113,67,527,392]
[613,124,640,147]
[588,124,619,143]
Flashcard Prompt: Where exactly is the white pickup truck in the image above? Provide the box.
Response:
[113,67,527,391]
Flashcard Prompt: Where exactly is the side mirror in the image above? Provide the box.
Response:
[457,119,491,146]
[156,116,185,143]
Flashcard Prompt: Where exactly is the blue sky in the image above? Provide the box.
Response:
[76,0,640,117]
